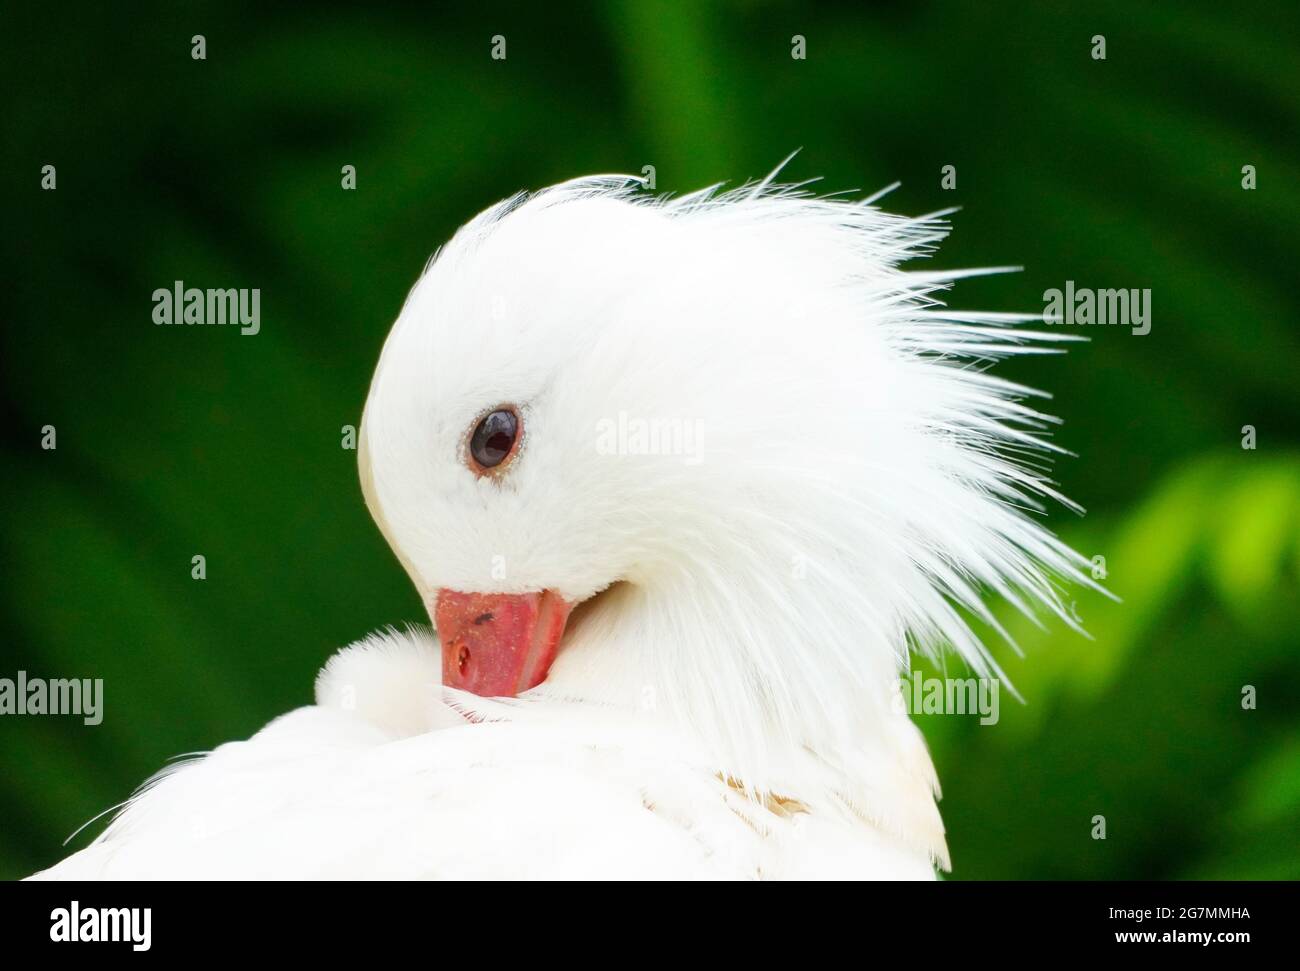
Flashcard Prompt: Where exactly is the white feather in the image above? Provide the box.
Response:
[36,630,937,879]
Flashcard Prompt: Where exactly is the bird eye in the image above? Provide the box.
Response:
[467,407,521,474]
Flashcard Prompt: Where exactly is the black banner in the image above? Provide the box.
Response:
[0,880,1278,957]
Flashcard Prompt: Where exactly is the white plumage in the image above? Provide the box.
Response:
[34,169,1091,880]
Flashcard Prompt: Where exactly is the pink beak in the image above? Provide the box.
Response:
[433,589,574,697]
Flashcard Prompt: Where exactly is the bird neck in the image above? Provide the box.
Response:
[543,568,949,866]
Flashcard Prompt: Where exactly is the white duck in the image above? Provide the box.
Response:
[34,170,1089,880]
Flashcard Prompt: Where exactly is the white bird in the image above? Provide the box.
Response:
[34,169,1091,880]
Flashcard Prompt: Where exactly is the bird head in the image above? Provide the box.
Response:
[358,173,1091,789]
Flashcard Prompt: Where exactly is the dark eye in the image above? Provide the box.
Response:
[468,407,520,473]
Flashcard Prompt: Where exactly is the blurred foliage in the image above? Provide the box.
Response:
[919,455,1300,878]
[1,0,1296,879]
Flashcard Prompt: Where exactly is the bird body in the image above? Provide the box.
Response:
[34,169,1090,880]
[36,630,940,879]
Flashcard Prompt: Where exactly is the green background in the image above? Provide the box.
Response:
[2,1,1297,879]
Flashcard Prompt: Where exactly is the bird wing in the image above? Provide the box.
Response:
[31,630,938,880]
